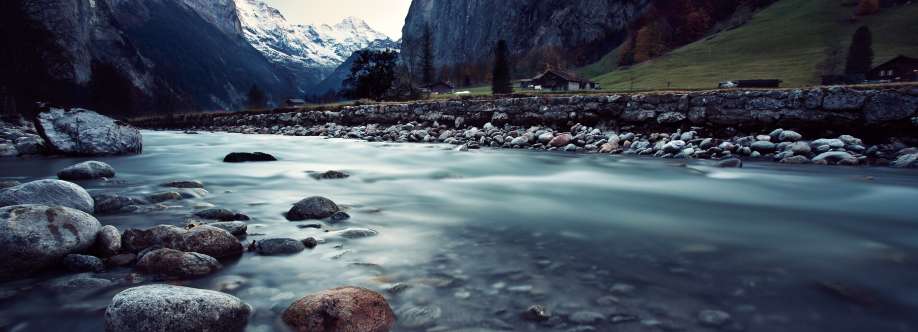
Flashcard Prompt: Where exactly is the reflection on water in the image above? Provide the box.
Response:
[2,131,918,331]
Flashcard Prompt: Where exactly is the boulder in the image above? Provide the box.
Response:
[779,130,803,142]
[63,254,105,272]
[0,179,94,213]
[750,141,776,153]
[813,151,858,165]
[58,161,116,180]
[96,225,122,257]
[0,205,101,279]
[122,225,243,259]
[14,135,45,155]
[193,208,250,221]
[0,143,18,157]
[256,238,306,255]
[223,152,277,163]
[282,287,395,332]
[36,108,142,156]
[548,133,572,148]
[105,285,250,332]
[206,221,248,236]
[92,193,146,215]
[137,248,221,279]
[286,196,340,221]
[892,153,918,168]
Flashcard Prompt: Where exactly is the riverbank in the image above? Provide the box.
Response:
[131,85,918,169]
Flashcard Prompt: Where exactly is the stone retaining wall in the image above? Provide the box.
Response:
[132,86,918,139]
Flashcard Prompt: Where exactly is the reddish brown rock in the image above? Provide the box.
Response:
[282,287,395,332]
[548,133,572,148]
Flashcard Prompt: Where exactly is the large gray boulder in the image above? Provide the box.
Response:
[0,179,94,213]
[58,161,116,180]
[36,108,142,156]
[121,225,243,258]
[105,285,250,332]
[0,205,102,279]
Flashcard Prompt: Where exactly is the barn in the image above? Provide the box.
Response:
[530,69,599,91]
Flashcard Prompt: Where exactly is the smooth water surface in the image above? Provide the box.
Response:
[2,131,918,331]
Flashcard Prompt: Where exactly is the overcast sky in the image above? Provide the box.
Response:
[262,0,413,39]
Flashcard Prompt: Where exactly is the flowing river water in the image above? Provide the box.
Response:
[2,131,918,331]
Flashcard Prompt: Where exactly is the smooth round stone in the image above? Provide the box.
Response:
[716,158,743,168]
[0,179,94,213]
[57,161,116,180]
[309,170,350,180]
[256,238,305,256]
[121,225,243,259]
[105,285,250,332]
[161,180,204,189]
[282,287,395,332]
[286,196,340,221]
[750,141,776,152]
[0,205,101,279]
[779,130,803,142]
[137,248,221,279]
[96,225,122,257]
[92,193,146,215]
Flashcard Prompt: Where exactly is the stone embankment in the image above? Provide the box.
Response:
[134,86,918,139]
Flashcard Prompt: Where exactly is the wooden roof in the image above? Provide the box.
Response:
[532,69,595,84]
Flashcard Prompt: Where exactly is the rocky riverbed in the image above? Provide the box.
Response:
[2,130,918,331]
[176,121,918,169]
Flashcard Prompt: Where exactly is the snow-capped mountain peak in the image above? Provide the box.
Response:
[235,0,393,69]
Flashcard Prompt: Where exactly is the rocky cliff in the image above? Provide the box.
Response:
[401,0,651,78]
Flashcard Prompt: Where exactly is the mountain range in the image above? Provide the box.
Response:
[0,0,394,114]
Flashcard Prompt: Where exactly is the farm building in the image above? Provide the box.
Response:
[530,69,599,91]
[868,55,918,82]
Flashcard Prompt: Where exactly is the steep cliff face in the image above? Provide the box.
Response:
[401,0,651,78]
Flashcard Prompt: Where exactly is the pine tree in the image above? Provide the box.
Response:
[845,26,873,76]
[420,25,435,85]
[246,84,267,109]
[491,40,513,95]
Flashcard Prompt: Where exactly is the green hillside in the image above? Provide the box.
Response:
[586,0,918,91]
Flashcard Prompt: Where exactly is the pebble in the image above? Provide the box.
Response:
[57,161,116,180]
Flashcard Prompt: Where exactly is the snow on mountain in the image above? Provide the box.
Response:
[234,0,392,70]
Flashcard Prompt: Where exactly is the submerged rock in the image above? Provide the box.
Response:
[160,180,204,189]
[36,108,142,156]
[137,248,222,279]
[256,238,305,255]
[397,304,442,328]
[522,304,551,322]
[716,158,743,168]
[105,285,250,332]
[282,287,395,332]
[57,161,116,180]
[193,208,250,221]
[327,228,379,239]
[121,225,243,259]
[223,152,277,163]
[0,205,101,279]
[0,179,94,213]
[309,170,351,180]
[286,196,340,221]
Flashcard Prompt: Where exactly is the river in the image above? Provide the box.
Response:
[1,131,918,331]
